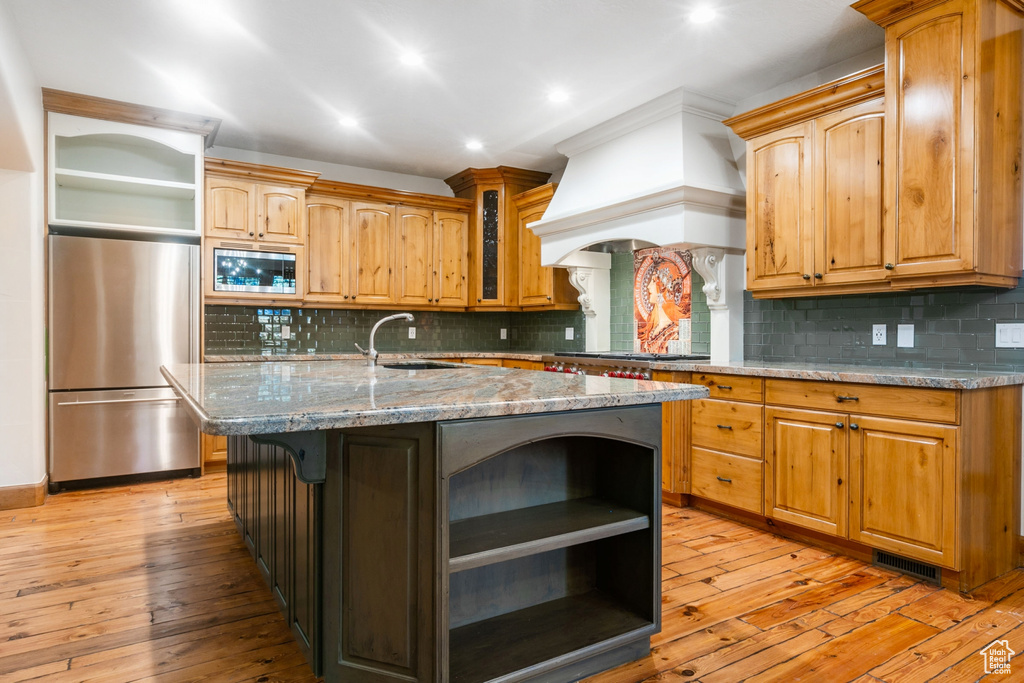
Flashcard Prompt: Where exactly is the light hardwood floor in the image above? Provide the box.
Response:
[1,473,1022,682]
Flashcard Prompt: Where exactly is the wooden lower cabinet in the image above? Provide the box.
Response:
[765,407,848,537]
[653,371,692,494]
[690,447,762,514]
[201,433,227,470]
[848,416,957,569]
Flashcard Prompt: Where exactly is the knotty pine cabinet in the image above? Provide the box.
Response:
[511,183,579,309]
[444,166,551,310]
[685,374,1020,591]
[395,206,469,307]
[725,69,887,297]
[853,0,1024,289]
[652,371,692,495]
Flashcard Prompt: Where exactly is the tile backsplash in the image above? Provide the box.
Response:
[744,284,1024,371]
[204,306,586,356]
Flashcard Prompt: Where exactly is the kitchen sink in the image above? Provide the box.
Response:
[380,361,456,370]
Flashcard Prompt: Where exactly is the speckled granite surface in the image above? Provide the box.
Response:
[162,360,708,435]
[203,352,544,363]
[648,360,1024,389]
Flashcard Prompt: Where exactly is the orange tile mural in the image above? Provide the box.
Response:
[634,248,692,354]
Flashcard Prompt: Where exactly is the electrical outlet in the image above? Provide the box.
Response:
[996,323,1024,348]
[565,327,575,341]
[897,324,914,348]
[408,326,416,339]
[872,324,886,345]
[500,328,507,340]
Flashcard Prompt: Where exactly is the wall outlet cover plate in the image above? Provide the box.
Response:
[897,324,914,348]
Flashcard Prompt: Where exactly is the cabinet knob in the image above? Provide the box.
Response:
[885,263,895,270]
[478,298,482,303]
[802,274,811,280]
[259,232,264,238]
[428,298,433,302]
[814,273,823,279]
[835,422,845,429]
[249,231,255,237]
[850,423,859,430]
[344,295,349,299]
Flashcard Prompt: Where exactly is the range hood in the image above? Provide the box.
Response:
[528,88,747,363]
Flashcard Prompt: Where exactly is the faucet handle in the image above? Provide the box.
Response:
[354,342,367,356]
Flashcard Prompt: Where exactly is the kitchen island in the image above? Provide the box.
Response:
[161,359,707,683]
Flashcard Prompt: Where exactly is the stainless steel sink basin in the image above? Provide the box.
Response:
[380,361,455,370]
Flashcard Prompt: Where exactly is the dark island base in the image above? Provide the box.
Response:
[227,404,663,682]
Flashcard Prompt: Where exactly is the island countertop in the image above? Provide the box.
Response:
[161,359,709,435]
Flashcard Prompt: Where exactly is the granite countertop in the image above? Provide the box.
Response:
[203,352,545,363]
[647,360,1024,390]
[162,360,708,435]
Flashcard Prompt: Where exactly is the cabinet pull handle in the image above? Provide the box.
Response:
[836,395,859,402]
[814,273,823,279]
[885,263,895,270]
[835,422,845,429]
[716,385,732,390]
[717,476,732,483]
[716,424,733,430]
[850,423,859,430]
[802,274,811,280]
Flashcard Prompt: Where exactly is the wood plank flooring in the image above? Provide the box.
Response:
[1,474,1022,682]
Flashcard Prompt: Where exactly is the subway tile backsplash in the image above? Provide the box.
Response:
[204,306,587,356]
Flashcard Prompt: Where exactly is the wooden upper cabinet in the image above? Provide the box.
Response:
[206,177,257,241]
[815,99,887,287]
[396,206,434,306]
[512,183,578,309]
[445,167,551,309]
[349,202,396,305]
[854,0,1023,288]
[848,416,958,568]
[434,210,469,307]
[765,406,848,537]
[306,196,348,301]
[747,122,816,291]
[258,185,304,245]
[727,66,887,297]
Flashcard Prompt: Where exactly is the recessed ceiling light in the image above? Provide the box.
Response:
[400,51,424,67]
[339,117,359,128]
[548,89,569,103]
[689,6,716,23]
[465,140,483,151]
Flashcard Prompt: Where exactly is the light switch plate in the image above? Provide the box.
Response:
[897,324,914,348]
[281,325,290,340]
[565,327,575,341]
[408,326,416,339]
[500,328,507,340]
[872,324,886,345]
[996,323,1024,348]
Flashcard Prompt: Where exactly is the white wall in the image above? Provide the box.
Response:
[0,5,45,489]
[207,146,454,197]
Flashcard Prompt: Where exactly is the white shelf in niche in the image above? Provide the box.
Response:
[55,169,196,199]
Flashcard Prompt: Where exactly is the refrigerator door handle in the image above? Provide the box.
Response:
[56,397,183,406]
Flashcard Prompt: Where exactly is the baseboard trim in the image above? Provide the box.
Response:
[0,476,47,511]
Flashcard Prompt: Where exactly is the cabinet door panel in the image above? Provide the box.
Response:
[435,211,469,307]
[395,207,434,305]
[206,178,256,240]
[747,123,815,291]
[519,204,551,305]
[816,99,887,285]
[349,202,395,304]
[887,1,975,275]
[849,416,957,568]
[306,198,347,300]
[259,185,305,245]
[765,407,847,536]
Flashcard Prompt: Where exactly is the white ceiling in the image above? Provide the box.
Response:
[3,0,884,180]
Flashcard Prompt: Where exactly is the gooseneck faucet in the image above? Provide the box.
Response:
[355,313,415,367]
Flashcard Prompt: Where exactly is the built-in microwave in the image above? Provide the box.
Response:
[213,247,297,295]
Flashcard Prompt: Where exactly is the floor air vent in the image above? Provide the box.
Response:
[873,550,940,584]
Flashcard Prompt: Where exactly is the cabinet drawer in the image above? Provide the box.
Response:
[691,448,763,514]
[691,400,763,459]
[692,373,763,402]
[765,379,957,424]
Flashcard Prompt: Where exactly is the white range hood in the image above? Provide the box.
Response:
[529,88,748,363]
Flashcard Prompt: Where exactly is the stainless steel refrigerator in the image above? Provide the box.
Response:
[48,233,200,487]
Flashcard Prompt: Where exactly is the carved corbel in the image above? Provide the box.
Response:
[567,266,597,318]
[689,247,726,308]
